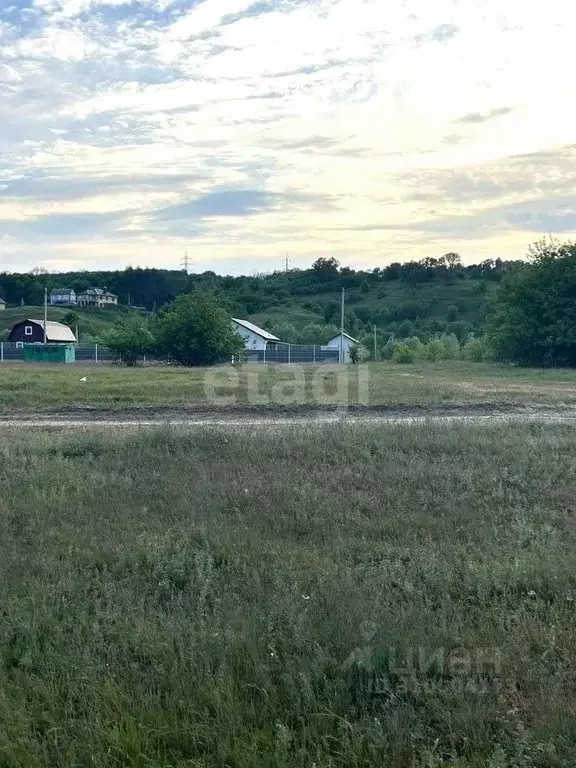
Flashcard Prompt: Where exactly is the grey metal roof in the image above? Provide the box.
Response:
[327,331,359,344]
[26,319,77,342]
[0,297,6,304]
[79,288,117,298]
[231,318,280,341]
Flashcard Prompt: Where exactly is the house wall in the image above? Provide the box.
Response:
[50,292,76,306]
[78,294,118,307]
[8,322,45,344]
[0,303,5,312]
[325,335,354,363]
[231,322,267,350]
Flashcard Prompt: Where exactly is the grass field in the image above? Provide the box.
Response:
[2,361,576,412]
[1,423,576,766]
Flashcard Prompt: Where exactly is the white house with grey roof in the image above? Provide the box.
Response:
[324,332,359,363]
[231,318,280,351]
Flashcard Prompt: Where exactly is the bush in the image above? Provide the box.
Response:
[461,334,486,362]
[404,336,424,356]
[423,337,447,362]
[422,334,461,362]
[392,343,416,364]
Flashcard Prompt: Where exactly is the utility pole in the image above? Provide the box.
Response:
[43,287,48,344]
[285,252,289,273]
[373,325,377,361]
[340,287,345,365]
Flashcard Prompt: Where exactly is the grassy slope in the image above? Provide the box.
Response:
[0,305,123,340]
[248,278,496,331]
[1,423,575,766]
[2,361,576,411]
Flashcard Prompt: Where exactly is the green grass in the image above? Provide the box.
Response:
[1,423,576,765]
[0,305,125,340]
[2,361,576,412]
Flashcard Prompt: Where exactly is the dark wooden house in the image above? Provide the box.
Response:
[8,319,77,345]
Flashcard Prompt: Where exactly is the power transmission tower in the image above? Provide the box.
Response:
[181,250,191,274]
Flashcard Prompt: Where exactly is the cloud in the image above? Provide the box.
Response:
[1,210,130,240]
[457,107,516,124]
[153,188,273,219]
[2,0,576,272]
[414,22,460,44]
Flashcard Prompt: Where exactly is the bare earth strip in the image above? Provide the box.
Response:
[2,403,576,427]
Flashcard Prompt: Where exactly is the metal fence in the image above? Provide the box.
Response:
[0,342,340,365]
[0,342,119,363]
[243,345,340,364]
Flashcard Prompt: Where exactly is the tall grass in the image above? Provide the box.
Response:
[3,361,576,411]
[1,423,576,765]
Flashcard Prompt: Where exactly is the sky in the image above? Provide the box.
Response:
[1,0,576,275]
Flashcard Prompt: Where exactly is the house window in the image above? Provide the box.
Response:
[24,325,33,336]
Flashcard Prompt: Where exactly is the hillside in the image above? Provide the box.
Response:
[0,256,521,349]
[0,305,127,342]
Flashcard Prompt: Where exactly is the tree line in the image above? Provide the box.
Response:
[0,255,516,311]
[4,241,576,367]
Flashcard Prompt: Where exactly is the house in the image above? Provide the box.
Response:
[77,288,118,307]
[0,297,6,311]
[8,319,77,346]
[324,331,359,363]
[50,288,76,306]
[231,318,280,351]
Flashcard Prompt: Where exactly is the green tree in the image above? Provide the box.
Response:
[154,291,243,366]
[103,315,154,366]
[311,257,340,279]
[269,322,300,343]
[299,323,338,344]
[487,239,576,366]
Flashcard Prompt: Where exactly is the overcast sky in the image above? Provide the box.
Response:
[1,0,575,274]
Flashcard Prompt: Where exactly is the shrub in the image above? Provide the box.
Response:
[392,343,416,364]
[423,334,461,361]
[461,334,486,362]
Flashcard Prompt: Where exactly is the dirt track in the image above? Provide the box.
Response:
[2,403,576,427]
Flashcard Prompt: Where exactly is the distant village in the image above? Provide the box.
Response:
[0,287,359,364]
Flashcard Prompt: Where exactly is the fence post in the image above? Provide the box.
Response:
[0,342,3,363]
[263,343,266,364]
[313,345,316,365]
[95,343,98,363]
[288,344,291,364]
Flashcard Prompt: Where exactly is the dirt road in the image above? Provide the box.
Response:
[1,403,576,427]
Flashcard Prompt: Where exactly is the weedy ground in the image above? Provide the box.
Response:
[1,423,576,766]
[2,361,576,412]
